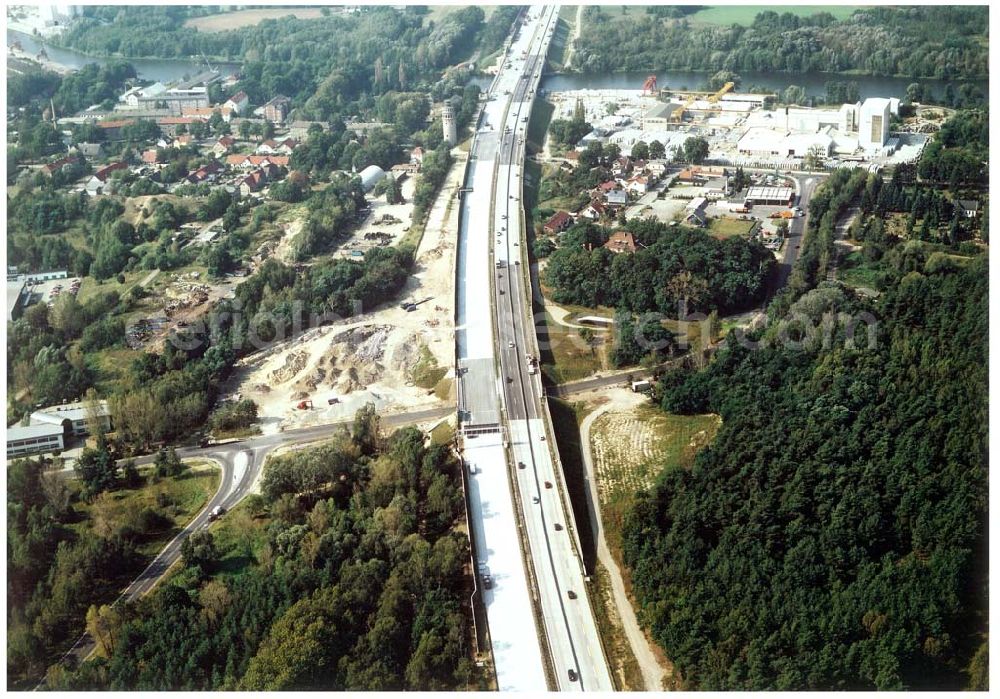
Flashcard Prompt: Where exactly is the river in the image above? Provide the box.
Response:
[538,69,987,102]
[7,29,240,82]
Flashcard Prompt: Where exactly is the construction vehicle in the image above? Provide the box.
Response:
[296,399,314,410]
[641,75,657,94]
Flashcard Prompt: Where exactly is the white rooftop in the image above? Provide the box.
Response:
[7,423,65,441]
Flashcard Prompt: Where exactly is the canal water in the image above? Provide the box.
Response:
[539,69,987,102]
[7,29,240,82]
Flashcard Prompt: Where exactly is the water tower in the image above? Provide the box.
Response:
[442,101,457,146]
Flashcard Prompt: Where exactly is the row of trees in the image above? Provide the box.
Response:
[51,412,477,690]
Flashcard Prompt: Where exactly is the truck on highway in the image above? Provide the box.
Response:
[526,355,538,375]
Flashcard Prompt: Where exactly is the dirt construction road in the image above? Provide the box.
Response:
[580,391,669,691]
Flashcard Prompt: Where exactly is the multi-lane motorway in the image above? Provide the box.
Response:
[457,4,613,692]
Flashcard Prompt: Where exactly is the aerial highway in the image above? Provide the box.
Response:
[457,3,613,692]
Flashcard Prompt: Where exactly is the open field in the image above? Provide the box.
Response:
[210,498,273,578]
[687,5,862,26]
[591,402,720,555]
[184,8,328,32]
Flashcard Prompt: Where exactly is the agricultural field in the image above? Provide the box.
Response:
[687,5,861,26]
[184,8,329,32]
[590,399,720,555]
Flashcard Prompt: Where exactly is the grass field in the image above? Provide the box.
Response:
[687,5,862,26]
[540,310,608,384]
[591,562,644,691]
[184,8,328,32]
[591,405,720,556]
[709,216,757,239]
[71,461,220,558]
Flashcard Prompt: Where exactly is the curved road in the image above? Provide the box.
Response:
[38,405,452,686]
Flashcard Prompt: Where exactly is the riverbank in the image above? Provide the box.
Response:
[540,68,988,102]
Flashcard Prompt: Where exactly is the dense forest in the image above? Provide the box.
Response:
[622,127,988,688]
[53,6,518,123]
[575,7,988,83]
[47,410,477,690]
[543,218,774,316]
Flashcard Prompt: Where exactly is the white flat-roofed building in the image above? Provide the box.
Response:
[30,400,111,437]
[745,186,795,206]
[7,424,65,459]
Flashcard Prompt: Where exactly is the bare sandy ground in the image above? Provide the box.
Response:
[226,153,467,433]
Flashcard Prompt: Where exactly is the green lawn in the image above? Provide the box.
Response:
[540,310,609,384]
[709,216,757,239]
[410,344,448,390]
[838,250,886,289]
[688,5,861,26]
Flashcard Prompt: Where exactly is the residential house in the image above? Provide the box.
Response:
[612,156,633,177]
[141,148,163,165]
[287,120,325,140]
[186,161,223,184]
[410,146,424,165]
[173,133,195,148]
[544,210,573,235]
[226,154,290,170]
[75,143,104,160]
[40,155,79,177]
[262,95,291,123]
[957,199,980,218]
[595,180,619,196]
[605,189,628,209]
[625,176,650,196]
[225,90,249,114]
[580,199,607,221]
[212,136,236,157]
[603,230,638,254]
[255,138,299,155]
[85,161,128,195]
[238,169,268,196]
[684,196,710,227]
[390,162,420,176]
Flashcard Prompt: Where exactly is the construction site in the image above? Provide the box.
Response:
[547,76,931,170]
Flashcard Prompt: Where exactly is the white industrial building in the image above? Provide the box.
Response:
[737,127,833,159]
[358,164,386,192]
[860,98,891,151]
[30,400,111,437]
[7,424,65,459]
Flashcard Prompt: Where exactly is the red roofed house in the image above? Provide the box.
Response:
[85,161,128,195]
[255,138,298,155]
[41,155,79,177]
[603,230,638,254]
[239,169,268,197]
[212,136,236,157]
[225,90,249,114]
[544,210,573,235]
[580,199,606,221]
[187,161,223,184]
[141,148,163,165]
[227,154,290,169]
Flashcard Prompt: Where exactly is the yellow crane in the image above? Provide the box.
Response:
[671,81,735,123]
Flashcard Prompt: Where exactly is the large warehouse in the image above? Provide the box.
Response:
[737,127,833,159]
[745,186,795,206]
